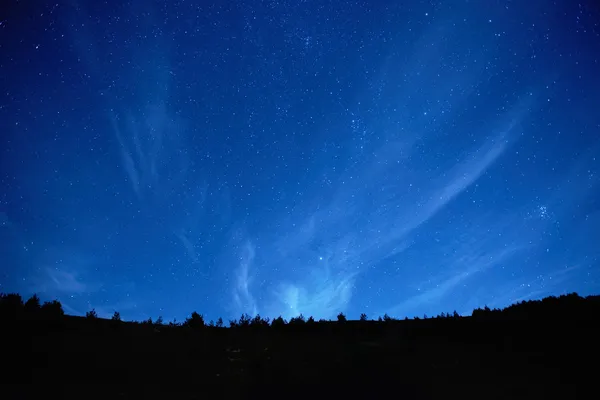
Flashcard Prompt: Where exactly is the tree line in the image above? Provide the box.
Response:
[1,291,597,330]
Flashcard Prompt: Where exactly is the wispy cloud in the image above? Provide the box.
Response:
[386,243,524,318]
[91,301,139,320]
[274,268,357,320]
[60,299,140,320]
[233,240,258,316]
[31,267,93,302]
[99,13,187,204]
[231,16,539,320]
[174,183,208,263]
[110,103,185,201]
[46,268,88,294]
[174,229,199,263]
[260,119,518,319]
[29,250,100,299]
[112,116,142,197]
[487,257,597,311]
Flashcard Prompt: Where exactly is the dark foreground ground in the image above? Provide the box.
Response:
[2,293,599,399]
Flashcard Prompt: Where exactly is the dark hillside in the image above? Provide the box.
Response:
[1,293,599,399]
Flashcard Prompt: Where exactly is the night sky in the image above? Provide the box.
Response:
[1,0,599,323]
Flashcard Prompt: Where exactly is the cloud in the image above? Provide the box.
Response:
[487,258,596,311]
[68,1,182,202]
[60,299,140,320]
[41,268,88,294]
[205,16,537,321]
[232,241,258,316]
[174,184,209,263]
[385,243,523,318]
[174,229,198,263]
[29,250,100,298]
[262,124,515,319]
[112,116,142,197]
[275,269,357,320]
[61,301,83,317]
[111,105,182,200]
[90,301,139,320]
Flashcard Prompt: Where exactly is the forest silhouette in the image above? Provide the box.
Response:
[1,291,599,399]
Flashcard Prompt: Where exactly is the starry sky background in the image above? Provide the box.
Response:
[1,0,599,323]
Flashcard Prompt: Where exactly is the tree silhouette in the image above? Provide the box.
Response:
[0,294,24,321]
[216,317,224,328]
[359,313,368,321]
[184,311,205,328]
[110,311,122,329]
[237,313,251,327]
[40,300,64,319]
[289,314,306,325]
[271,316,286,328]
[24,294,41,314]
[337,312,347,322]
[251,314,270,327]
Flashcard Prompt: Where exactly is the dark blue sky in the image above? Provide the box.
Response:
[1,0,599,323]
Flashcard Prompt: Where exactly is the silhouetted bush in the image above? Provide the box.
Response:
[359,313,368,321]
[86,309,98,319]
[337,312,347,322]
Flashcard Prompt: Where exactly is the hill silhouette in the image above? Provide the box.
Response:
[1,292,599,399]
